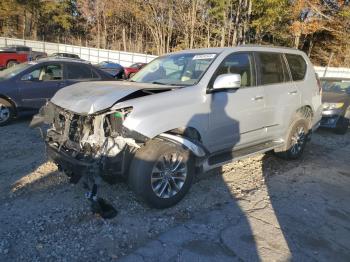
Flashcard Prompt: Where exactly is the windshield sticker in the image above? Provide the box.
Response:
[192,54,216,60]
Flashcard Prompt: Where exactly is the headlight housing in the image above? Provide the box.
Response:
[322,102,344,110]
[104,107,133,136]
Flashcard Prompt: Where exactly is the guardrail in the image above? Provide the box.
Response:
[314,66,350,80]
[0,37,157,67]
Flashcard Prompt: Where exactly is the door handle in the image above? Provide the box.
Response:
[252,96,264,101]
[288,90,298,95]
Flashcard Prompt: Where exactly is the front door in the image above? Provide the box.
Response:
[18,63,65,110]
[206,52,266,153]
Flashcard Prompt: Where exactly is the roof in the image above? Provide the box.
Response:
[37,57,90,64]
[170,45,305,56]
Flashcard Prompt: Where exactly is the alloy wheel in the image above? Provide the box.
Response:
[290,126,306,156]
[0,104,10,124]
[151,153,187,199]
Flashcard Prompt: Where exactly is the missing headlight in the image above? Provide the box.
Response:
[104,107,133,137]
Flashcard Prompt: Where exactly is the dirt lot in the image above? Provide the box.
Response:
[0,118,350,261]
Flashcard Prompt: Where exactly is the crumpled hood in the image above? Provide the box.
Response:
[50,81,174,114]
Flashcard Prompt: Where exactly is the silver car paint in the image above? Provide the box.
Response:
[50,46,322,153]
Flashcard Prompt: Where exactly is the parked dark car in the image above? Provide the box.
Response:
[0,58,114,126]
[123,62,147,79]
[49,53,80,59]
[95,61,124,79]
[320,78,350,134]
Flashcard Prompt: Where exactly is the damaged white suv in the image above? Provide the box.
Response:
[32,46,322,209]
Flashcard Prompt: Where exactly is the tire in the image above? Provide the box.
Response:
[275,113,310,160]
[128,139,195,209]
[0,98,14,126]
[6,61,18,68]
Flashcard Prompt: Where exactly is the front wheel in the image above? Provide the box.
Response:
[128,140,195,209]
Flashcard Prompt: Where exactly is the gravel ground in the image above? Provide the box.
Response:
[0,118,349,261]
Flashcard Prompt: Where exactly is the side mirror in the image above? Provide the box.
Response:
[213,74,241,90]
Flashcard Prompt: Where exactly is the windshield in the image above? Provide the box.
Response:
[131,53,217,86]
[321,80,350,94]
[0,63,33,80]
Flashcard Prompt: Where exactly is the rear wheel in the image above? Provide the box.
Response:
[0,98,14,126]
[128,140,195,209]
[6,60,18,68]
[275,113,310,160]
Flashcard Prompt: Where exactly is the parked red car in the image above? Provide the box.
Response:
[123,62,147,79]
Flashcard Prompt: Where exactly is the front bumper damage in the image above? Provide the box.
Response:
[34,102,143,179]
[32,102,146,218]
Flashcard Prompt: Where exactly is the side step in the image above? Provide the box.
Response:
[203,140,284,172]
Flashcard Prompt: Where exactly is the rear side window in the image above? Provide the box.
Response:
[285,54,307,81]
[66,64,97,79]
[257,52,285,85]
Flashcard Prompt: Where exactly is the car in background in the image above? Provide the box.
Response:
[0,45,47,60]
[49,53,81,59]
[0,58,114,126]
[0,50,28,69]
[123,62,147,79]
[320,78,350,134]
[95,61,124,79]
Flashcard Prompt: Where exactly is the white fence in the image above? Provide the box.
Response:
[2,37,350,78]
[0,37,157,67]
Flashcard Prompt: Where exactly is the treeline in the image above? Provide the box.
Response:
[0,0,349,66]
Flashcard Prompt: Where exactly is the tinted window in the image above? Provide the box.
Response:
[17,46,30,52]
[258,53,285,85]
[215,53,255,87]
[285,54,307,81]
[66,64,96,79]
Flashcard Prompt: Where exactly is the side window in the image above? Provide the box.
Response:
[22,64,63,81]
[66,64,95,79]
[285,54,307,81]
[258,52,285,85]
[44,64,63,80]
[215,53,255,87]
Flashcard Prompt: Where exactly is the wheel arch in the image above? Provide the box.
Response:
[0,94,17,116]
[296,105,313,129]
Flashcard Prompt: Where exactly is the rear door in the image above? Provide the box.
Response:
[256,52,301,139]
[206,52,266,152]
